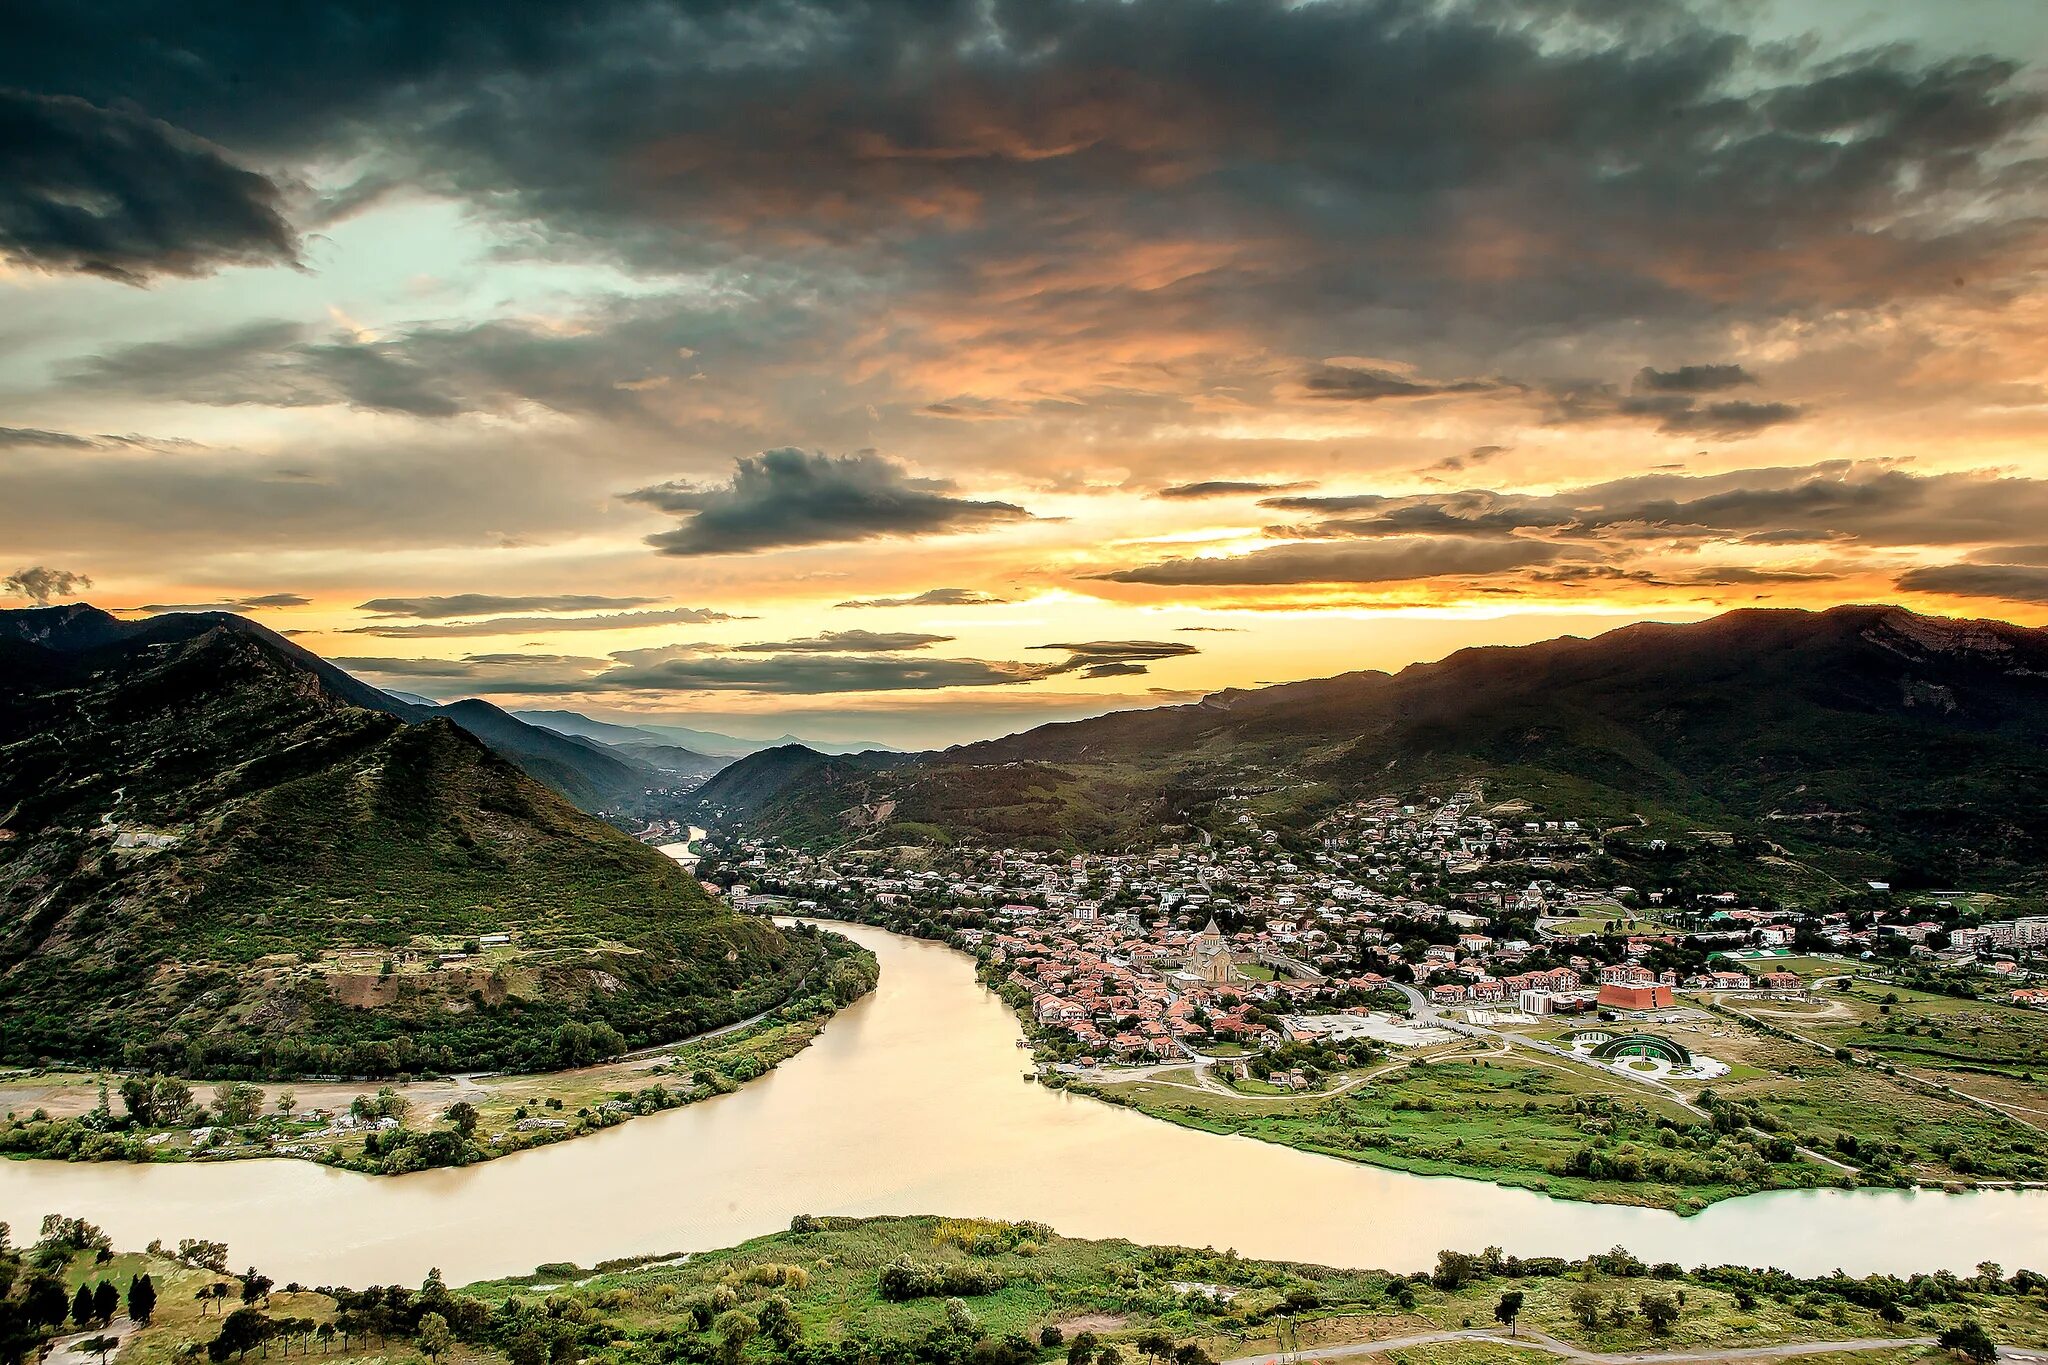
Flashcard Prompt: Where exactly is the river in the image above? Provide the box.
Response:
[655,825,708,869]
[4,922,2046,1286]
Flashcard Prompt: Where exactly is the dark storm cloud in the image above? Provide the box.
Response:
[1027,638,1201,679]
[1896,563,2048,604]
[130,592,310,612]
[1635,364,1756,394]
[341,649,1064,695]
[0,90,299,284]
[7,0,2037,335]
[3,565,92,605]
[0,426,97,449]
[1299,360,1801,438]
[1033,640,1200,665]
[732,630,953,653]
[338,626,1203,697]
[580,654,1058,695]
[1094,537,1565,587]
[344,606,745,637]
[1304,364,1515,403]
[626,449,1032,556]
[1528,564,1837,589]
[1649,399,1804,437]
[1264,463,2048,550]
[60,303,726,419]
[1155,480,1315,500]
[1541,374,1805,438]
[835,587,1010,609]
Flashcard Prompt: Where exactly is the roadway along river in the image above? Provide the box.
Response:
[5,921,2048,1286]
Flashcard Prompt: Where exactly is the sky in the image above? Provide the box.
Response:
[3,0,2048,747]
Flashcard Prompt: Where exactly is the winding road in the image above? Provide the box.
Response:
[1224,1328,1952,1365]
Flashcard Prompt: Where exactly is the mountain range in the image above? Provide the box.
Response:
[692,605,2048,891]
[0,604,818,1075]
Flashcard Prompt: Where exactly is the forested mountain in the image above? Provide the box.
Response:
[0,606,817,1075]
[694,606,2048,889]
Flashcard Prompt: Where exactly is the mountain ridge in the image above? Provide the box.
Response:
[693,605,2048,888]
[0,606,815,1075]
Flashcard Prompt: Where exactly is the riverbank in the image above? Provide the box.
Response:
[0,930,878,1176]
[11,1213,2042,1365]
[775,910,2048,1216]
[10,921,2048,1288]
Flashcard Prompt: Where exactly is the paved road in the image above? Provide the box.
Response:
[1223,1327,1943,1365]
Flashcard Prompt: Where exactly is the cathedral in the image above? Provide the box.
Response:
[1184,916,1238,985]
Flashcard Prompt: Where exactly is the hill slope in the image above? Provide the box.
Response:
[0,607,819,1076]
[695,605,2048,887]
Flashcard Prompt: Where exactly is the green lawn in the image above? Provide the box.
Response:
[1084,1053,1829,1212]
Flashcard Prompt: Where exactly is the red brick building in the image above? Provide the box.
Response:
[1596,981,1675,1011]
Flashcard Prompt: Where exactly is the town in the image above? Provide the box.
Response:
[698,790,2048,1065]
[691,788,2048,1209]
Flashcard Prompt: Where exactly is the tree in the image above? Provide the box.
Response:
[214,1082,265,1127]
[73,1283,95,1329]
[757,1296,799,1352]
[1638,1291,1680,1336]
[507,1330,548,1365]
[445,1102,480,1139]
[1069,1331,1100,1365]
[1494,1291,1524,1337]
[23,1274,70,1330]
[276,1093,297,1119]
[945,1298,977,1336]
[211,1308,272,1362]
[417,1312,451,1360]
[714,1308,758,1365]
[1939,1321,1998,1365]
[1433,1250,1477,1292]
[119,1078,156,1127]
[129,1274,158,1324]
[1567,1287,1604,1331]
[241,1269,273,1308]
[92,1281,118,1325]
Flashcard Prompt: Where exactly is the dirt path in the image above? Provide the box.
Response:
[1224,1327,1942,1365]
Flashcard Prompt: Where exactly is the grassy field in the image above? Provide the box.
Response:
[1542,908,1678,938]
[16,1215,2048,1365]
[1081,1051,1828,1212]
[1752,982,2048,1081]
[0,942,876,1175]
[456,1215,2048,1365]
[1697,1015,2048,1185]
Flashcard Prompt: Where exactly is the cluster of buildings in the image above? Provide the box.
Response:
[693,786,2048,1064]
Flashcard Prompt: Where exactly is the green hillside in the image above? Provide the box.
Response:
[694,606,2048,888]
[0,608,818,1077]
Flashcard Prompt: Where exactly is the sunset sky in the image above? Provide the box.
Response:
[5,0,2048,745]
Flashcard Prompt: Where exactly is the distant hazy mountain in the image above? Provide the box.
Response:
[516,708,899,758]
[0,604,815,1074]
[693,606,2048,889]
[430,697,695,812]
